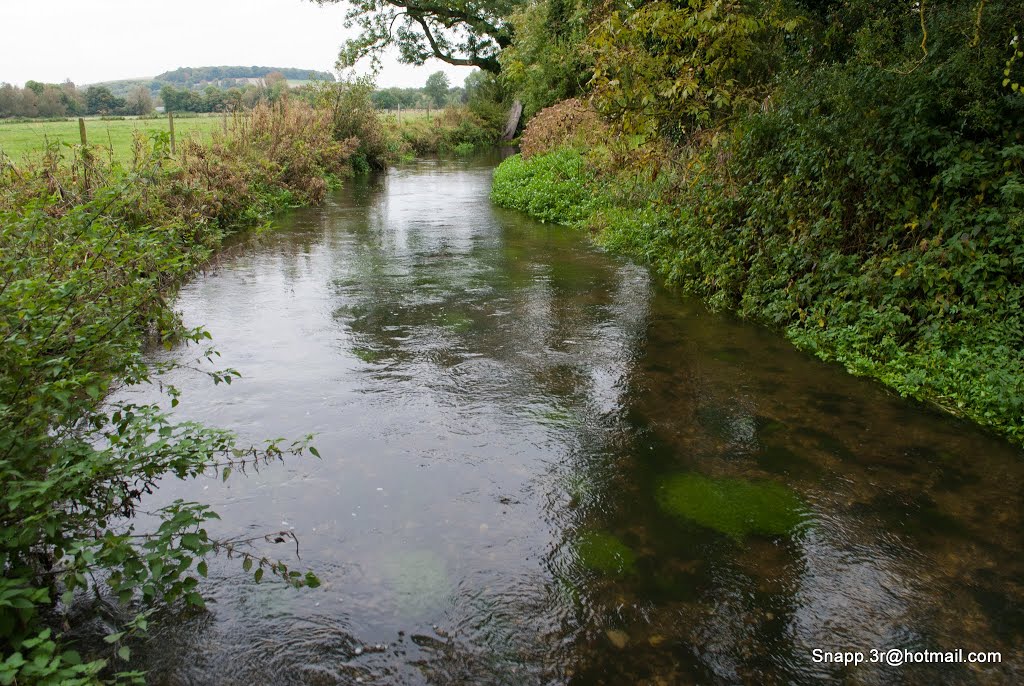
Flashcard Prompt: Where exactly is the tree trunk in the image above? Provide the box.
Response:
[502,100,523,141]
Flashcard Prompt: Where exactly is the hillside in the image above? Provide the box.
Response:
[155,66,334,86]
[92,66,334,97]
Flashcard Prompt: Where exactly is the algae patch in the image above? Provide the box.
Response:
[656,473,807,540]
[575,531,636,576]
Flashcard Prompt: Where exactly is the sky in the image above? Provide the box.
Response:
[0,0,476,89]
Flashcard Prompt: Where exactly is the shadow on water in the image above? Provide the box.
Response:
[119,153,1023,685]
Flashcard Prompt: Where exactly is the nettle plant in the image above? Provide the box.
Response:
[0,171,319,684]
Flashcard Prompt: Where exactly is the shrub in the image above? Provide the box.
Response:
[307,78,390,168]
[518,99,608,159]
[391,106,501,156]
[1,102,335,684]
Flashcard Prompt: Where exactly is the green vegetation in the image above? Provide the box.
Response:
[574,531,636,576]
[656,474,807,541]
[0,73,506,681]
[315,0,516,73]
[386,105,501,156]
[0,97,365,684]
[491,0,1024,445]
[0,116,224,161]
[424,71,452,107]
[491,147,599,224]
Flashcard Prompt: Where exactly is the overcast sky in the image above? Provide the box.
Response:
[0,0,476,88]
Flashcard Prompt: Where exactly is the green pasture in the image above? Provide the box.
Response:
[0,116,225,161]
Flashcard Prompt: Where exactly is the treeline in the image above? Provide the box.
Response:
[0,66,338,119]
[159,73,292,113]
[492,0,1024,443]
[162,71,484,114]
[2,75,311,118]
[1,71,484,118]
[0,81,153,118]
[155,65,334,85]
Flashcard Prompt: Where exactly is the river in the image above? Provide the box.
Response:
[127,154,1023,685]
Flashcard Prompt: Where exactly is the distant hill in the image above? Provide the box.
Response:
[91,66,334,97]
[156,66,335,86]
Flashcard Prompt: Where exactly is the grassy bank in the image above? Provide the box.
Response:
[491,98,1024,446]
[0,99,353,684]
[384,106,500,158]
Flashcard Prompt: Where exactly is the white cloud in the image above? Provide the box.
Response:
[0,0,475,88]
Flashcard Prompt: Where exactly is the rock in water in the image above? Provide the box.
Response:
[605,629,629,649]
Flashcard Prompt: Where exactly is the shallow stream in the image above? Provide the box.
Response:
[128,154,1022,685]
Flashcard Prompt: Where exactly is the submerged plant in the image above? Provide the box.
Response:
[655,473,807,541]
[574,531,636,576]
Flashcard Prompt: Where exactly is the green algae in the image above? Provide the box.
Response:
[656,473,807,541]
[575,531,636,576]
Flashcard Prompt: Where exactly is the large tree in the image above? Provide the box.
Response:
[313,0,520,74]
[424,70,451,106]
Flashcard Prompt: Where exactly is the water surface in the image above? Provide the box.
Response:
[127,155,1023,685]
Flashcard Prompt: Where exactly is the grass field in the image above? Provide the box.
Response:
[0,112,440,162]
[378,109,437,124]
[0,116,226,161]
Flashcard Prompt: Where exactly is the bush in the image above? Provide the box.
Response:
[307,78,390,168]
[1,102,334,684]
[391,106,501,156]
[518,99,608,159]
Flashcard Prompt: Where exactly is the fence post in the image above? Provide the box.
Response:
[168,111,176,155]
[78,118,90,193]
[397,104,401,125]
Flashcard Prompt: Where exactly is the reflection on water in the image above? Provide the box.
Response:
[121,154,1023,685]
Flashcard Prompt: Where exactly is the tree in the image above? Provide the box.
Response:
[262,71,289,103]
[589,0,797,139]
[35,88,66,118]
[499,0,598,118]
[84,85,125,116]
[126,85,154,115]
[371,88,400,109]
[160,84,182,112]
[203,85,225,112]
[424,70,450,107]
[312,0,521,74]
[59,80,84,116]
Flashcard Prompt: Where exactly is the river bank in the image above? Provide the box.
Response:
[0,83,507,680]
[491,98,1024,447]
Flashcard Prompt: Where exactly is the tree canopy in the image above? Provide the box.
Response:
[424,70,451,106]
[313,0,521,73]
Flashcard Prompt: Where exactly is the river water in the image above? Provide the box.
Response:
[129,155,1023,685]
